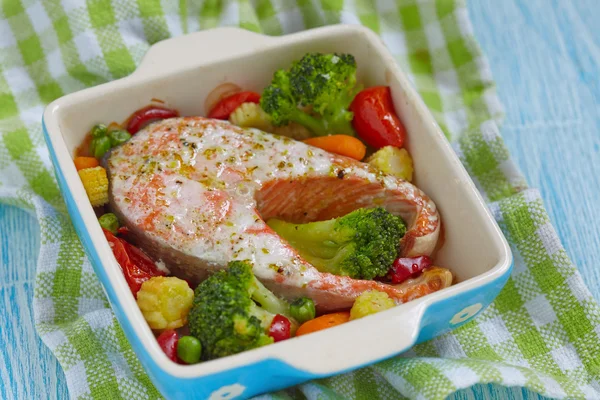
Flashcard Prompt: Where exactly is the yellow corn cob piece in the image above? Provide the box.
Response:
[137,276,194,330]
[78,166,109,207]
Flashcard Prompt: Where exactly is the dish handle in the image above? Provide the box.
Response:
[132,27,276,79]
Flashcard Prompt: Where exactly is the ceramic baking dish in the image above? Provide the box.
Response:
[42,25,512,400]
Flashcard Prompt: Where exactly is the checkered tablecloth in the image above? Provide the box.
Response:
[1,0,599,398]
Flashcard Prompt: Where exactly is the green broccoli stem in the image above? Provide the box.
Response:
[251,277,300,333]
[267,218,342,259]
[288,111,329,137]
[289,109,355,137]
[267,218,360,278]
[268,217,356,276]
[251,277,290,316]
[248,301,276,328]
[315,91,358,137]
[324,111,355,137]
[268,208,405,281]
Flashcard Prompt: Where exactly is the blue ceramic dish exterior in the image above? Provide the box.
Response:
[42,117,512,399]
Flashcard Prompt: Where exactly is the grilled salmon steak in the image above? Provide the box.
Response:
[106,117,450,311]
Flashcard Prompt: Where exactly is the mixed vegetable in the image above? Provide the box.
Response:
[73,52,450,365]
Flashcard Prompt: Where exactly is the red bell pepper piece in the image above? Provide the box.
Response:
[207,91,261,120]
[350,86,407,149]
[268,314,291,342]
[156,329,181,363]
[126,106,179,134]
[389,256,432,284]
[103,229,165,296]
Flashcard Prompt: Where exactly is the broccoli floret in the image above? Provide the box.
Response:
[260,53,359,137]
[188,261,291,360]
[267,208,406,280]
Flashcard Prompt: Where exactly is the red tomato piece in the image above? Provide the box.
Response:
[389,256,432,284]
[207,91,261,120]
[103,229,165,296]
[268,314,291,342]
[156,330,181,363]
[126,106,179,134]
[350,86,407,149]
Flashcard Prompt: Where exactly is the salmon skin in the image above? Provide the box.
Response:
[106,117,448,311]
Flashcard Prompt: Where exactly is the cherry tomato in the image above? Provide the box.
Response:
[207,91,261,120]
[268,314,291,342]
[126,106,179,134]
[103,229,165,296]
[350,86,407,149]
[156,329,181,363]
[389,256,432,284]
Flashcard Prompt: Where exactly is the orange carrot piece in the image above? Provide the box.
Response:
[74,156,99,171]
[295,311,350,336]
[303,135,367,160]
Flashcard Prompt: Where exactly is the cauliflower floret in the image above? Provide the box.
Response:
[137,276,194,330]
[366,146,414,182]
[229,102,274,132]
[350,290,396,320]
[78,166,109,207]
[229,102,312,140]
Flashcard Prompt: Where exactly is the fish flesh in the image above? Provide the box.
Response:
[106,117,449,311]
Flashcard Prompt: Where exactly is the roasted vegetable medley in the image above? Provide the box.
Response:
[73,52,453,365]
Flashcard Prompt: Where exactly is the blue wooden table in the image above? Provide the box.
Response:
[1,1,599,399]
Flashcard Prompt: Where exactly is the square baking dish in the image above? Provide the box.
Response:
[42,25,512,400]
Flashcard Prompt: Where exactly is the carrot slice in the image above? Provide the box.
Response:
[295,311,350,336]
[74,156,99,171]
[303,135,367,161]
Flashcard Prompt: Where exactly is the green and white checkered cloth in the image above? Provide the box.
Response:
[1,0,599,399]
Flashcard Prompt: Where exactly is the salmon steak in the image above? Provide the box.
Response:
[106,117,450,311]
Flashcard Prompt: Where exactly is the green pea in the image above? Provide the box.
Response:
[177,336,202,364]
[108,129,132,147]
[289,297,316,324]
[91,124,108,138]
[98,213,119,234]
[90,136,112,159]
